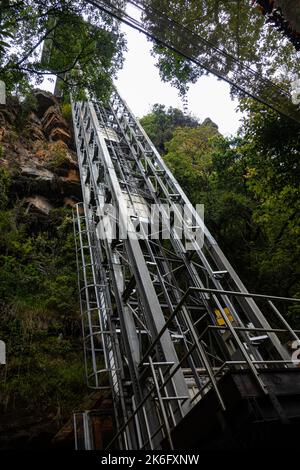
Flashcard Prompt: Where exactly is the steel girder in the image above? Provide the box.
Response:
[72,90,300,450]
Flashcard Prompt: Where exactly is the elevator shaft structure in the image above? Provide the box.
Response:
[72,89,300,450]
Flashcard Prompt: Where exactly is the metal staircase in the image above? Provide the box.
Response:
[72,88,300,450]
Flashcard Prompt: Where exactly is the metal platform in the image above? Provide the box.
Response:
[171,367,300,449]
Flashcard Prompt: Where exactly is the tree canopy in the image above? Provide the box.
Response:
[1,0,299,114]
[0,0,126,99]
[139,103,199,154]
[142,0,300,96]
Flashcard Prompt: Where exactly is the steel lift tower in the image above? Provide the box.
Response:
[72,89,300,450]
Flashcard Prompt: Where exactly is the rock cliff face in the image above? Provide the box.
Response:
[0,90,80,216]
[0,91,86,449]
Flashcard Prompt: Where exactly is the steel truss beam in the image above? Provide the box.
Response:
[72,89,300,450]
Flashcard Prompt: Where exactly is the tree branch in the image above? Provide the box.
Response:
[18,51,84,77]
[14,20,61,68]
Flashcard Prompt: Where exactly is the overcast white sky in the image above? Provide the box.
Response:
[115,24,243,136]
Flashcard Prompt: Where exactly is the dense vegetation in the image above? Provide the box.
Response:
[140,101,300,326]
[142,0,300,95]
[2,1,298,99]
[0,0,126,99]
[139,103,199,154]
[0,167,85,433]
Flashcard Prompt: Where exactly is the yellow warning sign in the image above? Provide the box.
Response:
[214,307,234,326]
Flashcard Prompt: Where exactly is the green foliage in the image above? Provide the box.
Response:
[0,300,85,416]
[46,141,69,169]
[61,103,72,122]
[0,166,10,209]
[140,103,199,154]
[237,100,300,306]
[143,0,299,95]
[0,176,85,418]
[0,1,126,99]
[164,121,220,203]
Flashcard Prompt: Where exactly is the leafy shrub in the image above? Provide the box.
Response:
[61,103,72,122]
[0,203,84,418]
[46,141,69,169]
[0,167,10,209]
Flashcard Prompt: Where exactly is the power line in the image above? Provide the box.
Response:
[85,0,300,124]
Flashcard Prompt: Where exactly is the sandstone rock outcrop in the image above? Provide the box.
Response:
[0,91,83,451]
[0,91,80,215]
[25,112,45,141]
[34,90,59,118]
[25,195,54,215]
[41,105,71,144]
